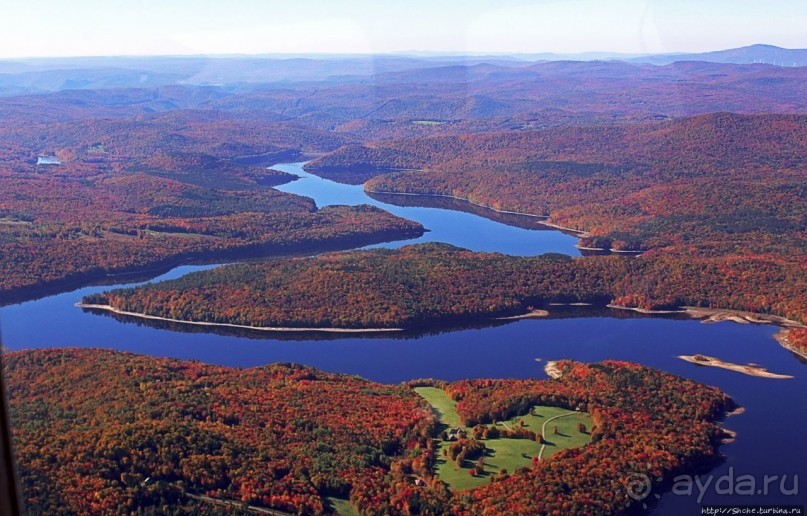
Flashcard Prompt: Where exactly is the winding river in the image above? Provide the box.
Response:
[2,162,804,513]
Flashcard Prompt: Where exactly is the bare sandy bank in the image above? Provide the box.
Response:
[604,304,805,329]
[719,428,738,444]
[606,304,684,314]
[774,329,807,360]
[76,303,403,333]
[543,360,563,379]
[497,309,550,320]
[683,306,805,328]
[678,354,793,379]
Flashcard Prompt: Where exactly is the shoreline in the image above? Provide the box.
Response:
[575,244,644,255]
[609,304,806,328]
[543,360,563,379]
[77,299,806,343]
[682,306,805,328]
[0,227,426,308]
[76,304,404,333]
[606,304,684,315]
[774,329,807,360]
[496,309,550,320]
[678,354,793,379]
[365,189,589,236]
[720,428,738,444]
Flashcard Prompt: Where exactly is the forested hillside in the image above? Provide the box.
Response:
[2,62,805,306]
[337,113,806,256]
[6,349,733,514]
[305,113,807,325]
[0,110,422,302]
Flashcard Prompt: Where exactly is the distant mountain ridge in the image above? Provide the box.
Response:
[0,44,804,96]
[629,44,807,66]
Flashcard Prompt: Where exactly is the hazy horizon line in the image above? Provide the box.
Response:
[0,43,801,62]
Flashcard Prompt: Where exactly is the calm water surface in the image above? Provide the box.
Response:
[272,162,581,256]
[2,162,804,513]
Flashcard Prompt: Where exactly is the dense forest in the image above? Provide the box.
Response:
[307,113,807,323]
[85,243,806,328]
[783,327,807,354]
[2,63,805,313]
[6,349,733,514]
[0,111,423,302]
[336,113,806,255]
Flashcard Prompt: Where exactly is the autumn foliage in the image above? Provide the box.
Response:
[0,109,426,303]
[6,350,734,514]
[88,243,806,329]
[5,349,435,514]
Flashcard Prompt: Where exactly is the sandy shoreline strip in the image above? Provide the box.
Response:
[720,428,738,444]
[682,306,805,327]
[543,360,563,379]
[774,329,807,360]
[606,304,684,314]
[678,354,793,379]
[497,309,550,320]
[604,304,804,328]
[76,303,404,333]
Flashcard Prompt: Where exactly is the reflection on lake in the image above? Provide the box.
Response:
[273,162,581,257]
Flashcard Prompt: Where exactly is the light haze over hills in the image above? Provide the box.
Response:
[0,45,804,96]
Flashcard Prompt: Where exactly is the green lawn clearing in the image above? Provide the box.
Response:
[325,496,359,516]
[414,387,464,428]
[415,387,592,491]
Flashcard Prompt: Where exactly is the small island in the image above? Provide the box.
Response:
[678,354,793,379]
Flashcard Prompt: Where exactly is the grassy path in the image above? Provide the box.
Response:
[538,411,578,460]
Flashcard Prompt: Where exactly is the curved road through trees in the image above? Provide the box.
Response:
[538,411,578,460]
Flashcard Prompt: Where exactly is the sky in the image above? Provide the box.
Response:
[1,0,805,58]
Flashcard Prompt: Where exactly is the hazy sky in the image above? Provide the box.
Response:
[1,0,805,58]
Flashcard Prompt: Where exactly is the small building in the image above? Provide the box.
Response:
[37,155,62,165]
[445,427,465,441]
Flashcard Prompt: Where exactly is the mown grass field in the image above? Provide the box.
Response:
[414,387,464,428]
[415,387,592,490]
[326,496,359,516]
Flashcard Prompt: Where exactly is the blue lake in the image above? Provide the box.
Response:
[1,162,804,513]
[272,162,582,256]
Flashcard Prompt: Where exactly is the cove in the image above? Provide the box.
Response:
[272,162,581,257]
